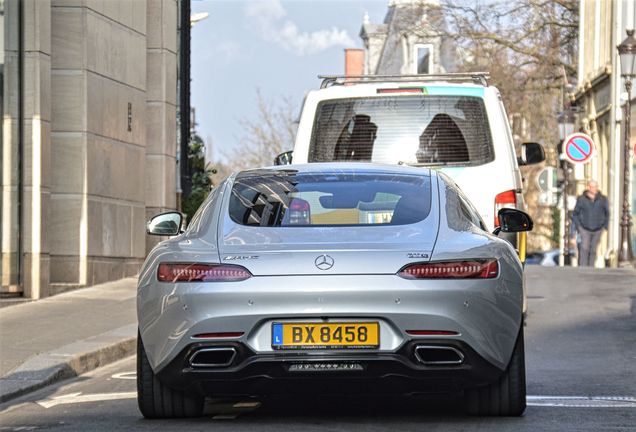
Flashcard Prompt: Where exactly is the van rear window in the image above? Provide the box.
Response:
[229,171,431,227]
[308,96,494,166]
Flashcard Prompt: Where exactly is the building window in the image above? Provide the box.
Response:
[413,43,433,74]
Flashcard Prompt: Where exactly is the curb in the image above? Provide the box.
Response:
[0,323,137,403]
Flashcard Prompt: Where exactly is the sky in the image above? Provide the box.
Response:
[191,0,389,163]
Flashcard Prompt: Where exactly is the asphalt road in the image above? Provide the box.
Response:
[1,266,635,431]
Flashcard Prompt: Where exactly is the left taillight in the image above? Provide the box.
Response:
[398,259,499,279]
[157,263,252,282]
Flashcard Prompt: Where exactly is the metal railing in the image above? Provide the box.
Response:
[318,72,490,89]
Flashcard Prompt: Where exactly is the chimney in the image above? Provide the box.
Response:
[345,48,365,77]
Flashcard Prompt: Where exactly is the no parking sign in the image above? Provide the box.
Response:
[562,133,595,164]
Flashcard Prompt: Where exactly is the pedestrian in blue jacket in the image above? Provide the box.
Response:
[572,180,609,267]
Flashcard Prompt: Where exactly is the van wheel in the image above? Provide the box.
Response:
[464,326,526,416]
[137,333,204,418]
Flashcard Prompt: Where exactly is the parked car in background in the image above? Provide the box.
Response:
[526,249,575,266]
[277,73,545,260]
[526,250,558,266]
[137,163,533,418]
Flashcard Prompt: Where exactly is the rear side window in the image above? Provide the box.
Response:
[308,96,494,167]
[229,171,431,227]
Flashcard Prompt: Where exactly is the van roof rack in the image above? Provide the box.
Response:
[318,72,490,89]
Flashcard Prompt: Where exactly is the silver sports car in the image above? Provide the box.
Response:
[137,163,533,418]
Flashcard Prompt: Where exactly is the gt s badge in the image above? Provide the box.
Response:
[407,253,429,259]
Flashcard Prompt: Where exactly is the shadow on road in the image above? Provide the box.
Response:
[200,393,527,424]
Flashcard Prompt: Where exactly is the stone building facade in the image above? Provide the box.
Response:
[360,0,455,76]
[1,0,178,298]
[574,0,636,267]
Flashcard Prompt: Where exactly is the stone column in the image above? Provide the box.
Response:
[1,0,22,293]
[145,0,178,252]
[22,0,52,298]
[50,0,147,290]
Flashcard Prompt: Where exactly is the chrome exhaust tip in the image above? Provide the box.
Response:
[414,345,464,365]
[189,347,237,368]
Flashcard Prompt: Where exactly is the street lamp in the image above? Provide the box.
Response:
[557,111,575,142]
[617,29,636,267]
[558,109,575,265]
[190,12,209,26]
[177,4,210,206]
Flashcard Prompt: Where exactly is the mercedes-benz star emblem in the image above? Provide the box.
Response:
[314,254,334,271]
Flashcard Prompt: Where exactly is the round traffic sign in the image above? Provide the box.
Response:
[563,133,594,164]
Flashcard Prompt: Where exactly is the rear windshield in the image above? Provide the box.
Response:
[308,96,494,166]
[229,171,431,227]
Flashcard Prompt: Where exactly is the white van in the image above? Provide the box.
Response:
[279,73,544,256]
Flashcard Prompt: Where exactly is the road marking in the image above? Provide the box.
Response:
[527,396,636,408]
[111,371,136,380]
[37,392,137,409]
[34,391,636,410]
[0,427,39,431]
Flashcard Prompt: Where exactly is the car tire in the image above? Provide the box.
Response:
[137,333,204,419]
[464,326,526,416]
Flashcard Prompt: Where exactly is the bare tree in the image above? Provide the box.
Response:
[387,0,577,250]
[442,1,577,78]
[431,0,578,250]
[224,89,298,171]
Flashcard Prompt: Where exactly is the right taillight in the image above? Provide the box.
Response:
[157,263,251,282]
[494,190,517,227]
[398,259,499,279]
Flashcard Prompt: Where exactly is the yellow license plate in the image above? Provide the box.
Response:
[272,322,379,349]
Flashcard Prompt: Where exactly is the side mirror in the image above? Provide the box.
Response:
[274,151,293,165]
[517,142,545,166]
[147,212,183,236]
[496,208,533,233]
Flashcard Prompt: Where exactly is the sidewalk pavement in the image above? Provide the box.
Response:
[0,277,138,403]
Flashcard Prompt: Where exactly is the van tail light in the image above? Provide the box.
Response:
[157,263,251,282]
[494,190,517,227]
[398,259,499,279]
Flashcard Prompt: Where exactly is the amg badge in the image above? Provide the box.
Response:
[223,255,259,261]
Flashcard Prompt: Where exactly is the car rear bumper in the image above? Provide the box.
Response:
[139,273,523,374]
[156,339,505,397]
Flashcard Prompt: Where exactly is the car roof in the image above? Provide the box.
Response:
[235,162,434,179]
[308,82,491,100]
